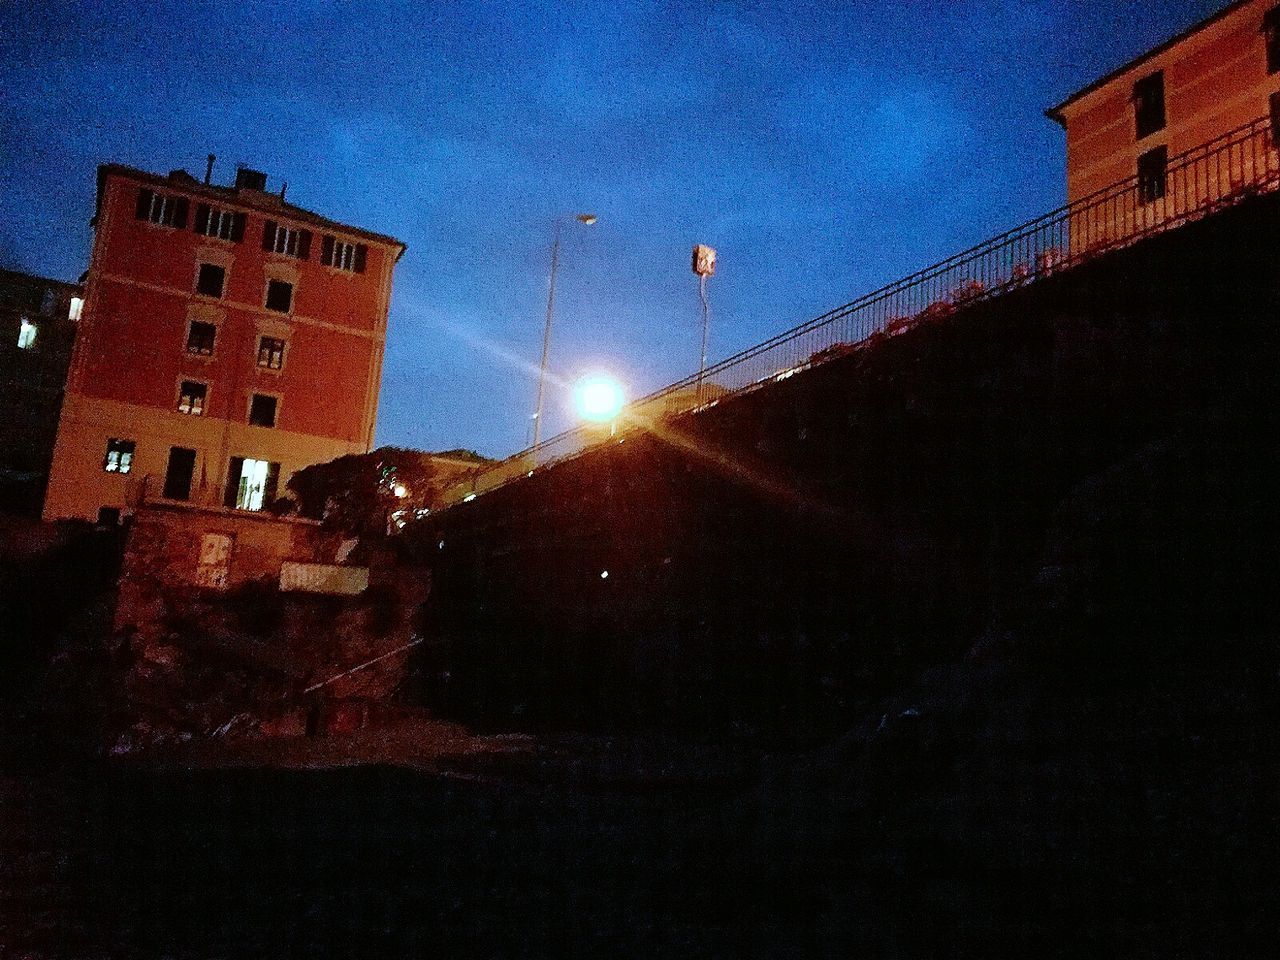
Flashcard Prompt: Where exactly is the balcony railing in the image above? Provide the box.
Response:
[443,114,1280,507]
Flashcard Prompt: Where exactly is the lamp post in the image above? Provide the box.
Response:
[692,244,716,398]
[532,213,597,447]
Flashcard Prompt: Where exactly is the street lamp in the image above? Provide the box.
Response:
[573,374,625,423]
[532,213,598,447]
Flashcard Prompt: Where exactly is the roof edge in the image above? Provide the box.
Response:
[94,163,407,252]
[1044,0,1253,122]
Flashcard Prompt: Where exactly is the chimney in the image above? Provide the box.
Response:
[280,181,288,202]
[235,167,268,192]
[205,154,216,185]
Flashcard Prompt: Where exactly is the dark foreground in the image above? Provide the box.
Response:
[3,699,1275,960]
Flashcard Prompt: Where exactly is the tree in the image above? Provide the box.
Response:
[285,447,440,536]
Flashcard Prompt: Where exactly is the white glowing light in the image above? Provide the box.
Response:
[463,493,477,502]
[574,375,625,423]
[393,484,408,498]
[600,570,609,579]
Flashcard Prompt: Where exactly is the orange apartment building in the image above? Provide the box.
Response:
[1047,0,1280,205]
[43,163,405,523]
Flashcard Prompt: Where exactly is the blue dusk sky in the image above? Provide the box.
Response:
[0,0,1225,458]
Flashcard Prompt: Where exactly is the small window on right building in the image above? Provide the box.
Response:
[256,336,285,369]
[1133,71,1165,140]
[1138,146,1168,204]
[265,280,293,313]
[1270,90,1280,147]
[1265,7,1280,74]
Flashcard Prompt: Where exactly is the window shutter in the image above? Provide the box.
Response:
[194,203,210,234]
[172,197,189,229]
[262,221,277,251]
[354,243,368,274]
[230,212,246,243]
[298,229,312,260]
[224,457,244,508]
[321,235,335,266]
[265,462,281,505]
[135,188,153,220]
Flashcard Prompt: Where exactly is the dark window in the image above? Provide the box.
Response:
[1133,71,1165,139]
[178,380,207,415]
[249,394,278,427]
[1266,7,1280,73]
[265,280,293,313]
[134,188,188,228]
[162,446,197,501]
[186,321,216,356]
[194,204,246,242]
[322,236,368,273]
[103,438,135,474]
[196,263,225,298]
[257,336,285,369]
[1271,91,1280,146]
[1138,146,1168,204]
[262,222,311,259]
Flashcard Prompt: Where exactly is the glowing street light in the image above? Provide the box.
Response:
[574,374,625,423]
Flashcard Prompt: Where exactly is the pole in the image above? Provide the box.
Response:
[697,273,710,395]
[533,220,562,448]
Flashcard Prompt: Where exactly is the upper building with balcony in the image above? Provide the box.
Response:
[43,162,405,523]
[1047,0,1280,205]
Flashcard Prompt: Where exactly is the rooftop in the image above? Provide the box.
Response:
[94,163,406,255]
[1045,0,1251,124]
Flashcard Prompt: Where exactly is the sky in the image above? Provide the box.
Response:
[0,0,1225,458]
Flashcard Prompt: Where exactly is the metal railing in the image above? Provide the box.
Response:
[444,114,1280,506]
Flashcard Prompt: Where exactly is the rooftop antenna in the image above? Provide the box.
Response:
[204,154,215,185]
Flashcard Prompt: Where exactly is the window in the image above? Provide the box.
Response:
[103,438,135,474]
[194,203,245,242]
[1137,146,1168,204]
[1133,71,1165,140]
[196,263,226,298]
[186,321,217,356]
[249,393,278,427]
[17,317,37,349]
[1266,7,1280,74]
[1271,91,1280,147]
[321,235,368,273]
[265,279,293,313]
[178,380,207,415]
[163,447,197,501]
[262,221,312,259]
[135,188,189,228]
[256,335,285,369]
[68,296,84,321]
[225,457,280,511]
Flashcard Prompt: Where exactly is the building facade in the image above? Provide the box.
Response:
[43,164,404,523]
[1047,0,1280,204]
[0,269,83,513]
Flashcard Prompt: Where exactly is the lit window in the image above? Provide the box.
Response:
[186,321,216,356]
[322,235,367,273]
[68,297,84,321]
[194,203,244,242]
[103,438,135,474]
[249,393,277,427]
[1133,71,1165,140]
[17,317,37,349]
[262,221,311,259]
[178,380,207,415]
[196,263,225,298]
[256,335,285,369]
[265,279,293,313]
[135,188,188,228]
[226,457,279,511]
